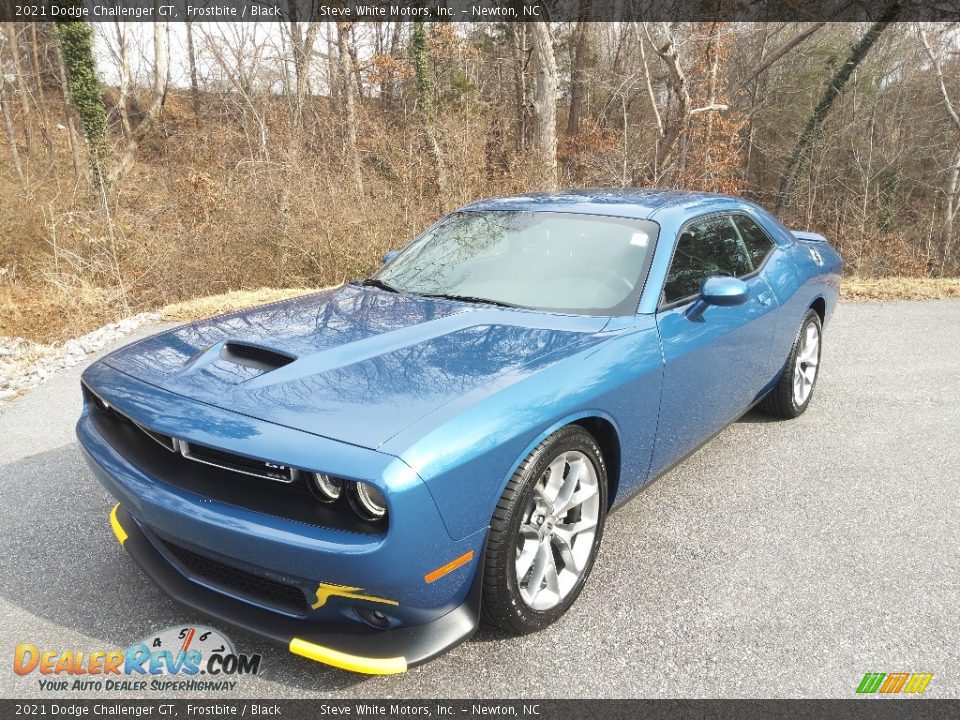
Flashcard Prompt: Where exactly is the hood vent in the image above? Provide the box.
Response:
[219,342,295,371]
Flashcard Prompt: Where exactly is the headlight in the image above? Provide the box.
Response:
[310,473,343,502]
[351,481,387,521]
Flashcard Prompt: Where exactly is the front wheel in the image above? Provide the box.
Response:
[759,308,823,419]
[481,426,608,634]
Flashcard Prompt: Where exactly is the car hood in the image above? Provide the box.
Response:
[102,284,609,449]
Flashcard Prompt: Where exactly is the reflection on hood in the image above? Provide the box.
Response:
[103,285,608,449]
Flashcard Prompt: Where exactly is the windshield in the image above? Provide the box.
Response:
[374,211,659,316]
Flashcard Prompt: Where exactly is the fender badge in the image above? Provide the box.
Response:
[311,583,399,609]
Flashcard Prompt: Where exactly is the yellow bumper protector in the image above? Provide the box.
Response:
[109,504,128,545]
[289,638,407,675]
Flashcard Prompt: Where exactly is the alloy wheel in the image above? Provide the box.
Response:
[793,321,820,406]
[514,450,601,611]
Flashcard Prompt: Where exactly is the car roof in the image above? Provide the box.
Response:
[459,188,746,221]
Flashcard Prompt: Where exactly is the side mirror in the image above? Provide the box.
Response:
[382,250,400,266]
[686,276,749,320]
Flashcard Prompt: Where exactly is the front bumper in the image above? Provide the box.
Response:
[109,503,482,674]
[77,362,487,674]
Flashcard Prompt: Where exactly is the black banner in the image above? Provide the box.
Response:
[1,0,959,23]
[3,700,960,720]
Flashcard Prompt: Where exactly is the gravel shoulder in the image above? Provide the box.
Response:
[0,300,957,699]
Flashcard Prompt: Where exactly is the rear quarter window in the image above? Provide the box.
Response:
[733,215,776,269]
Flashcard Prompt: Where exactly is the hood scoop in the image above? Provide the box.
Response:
[219,342,295,371]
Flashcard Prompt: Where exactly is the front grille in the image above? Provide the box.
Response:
[180,441,296,483]
[220,342,295,370]
[87,387,178,453]
[162,539,309,614]
[83,383,384,534]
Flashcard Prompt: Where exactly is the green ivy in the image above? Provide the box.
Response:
[55,15,109,188]
[411,21,432,114]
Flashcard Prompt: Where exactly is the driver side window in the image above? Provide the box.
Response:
[662,215,753,305]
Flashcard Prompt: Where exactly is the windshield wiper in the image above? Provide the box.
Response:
[360,278,400,293]
[418,293,519,308]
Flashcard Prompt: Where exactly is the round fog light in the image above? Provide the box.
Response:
[351,482,387,521]
[357,607,391,629]
[310,473,343,502]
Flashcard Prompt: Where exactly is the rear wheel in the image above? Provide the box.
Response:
[760,309,822,419]
[482,426,607,634]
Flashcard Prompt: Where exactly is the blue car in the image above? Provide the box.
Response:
[78,190,841,674]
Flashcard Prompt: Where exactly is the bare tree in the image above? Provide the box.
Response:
[919,25,960,262]
[567,7,594,136]
[288,15,319,127]
[185,19,200,118]
[28,24,52,154]
[4,22,35,152]
[644,23,728,183]
[109,20,169,183]
[112,22,133,138]
[337,22,363,195]
[0,70,25,183]
[510,24,529,152]
[733,22,826,93]
[529,20,558,188]
[776,5,901,211]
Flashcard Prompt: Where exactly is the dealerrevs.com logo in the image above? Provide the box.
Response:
[13,625,261,692]
[856,672,934,695]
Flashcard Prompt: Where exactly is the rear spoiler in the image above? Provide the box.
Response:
[791,230,830,244]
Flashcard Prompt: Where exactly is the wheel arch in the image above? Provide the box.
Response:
[809,296,826,325]
[573,416,622,510]
[497,411,623,513]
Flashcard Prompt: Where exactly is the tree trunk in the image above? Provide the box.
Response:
[379,22,401,110]
[0,75,25,183]
[5,22,35,152]
[510,24,528,152]
[775,4,900,212]
[29,23,53,154]
[185,19,200,118]
[734,22,826,94]
[53,36,83,180]
[647,24,690,182]
[919,27,960,264]
[337,22,363,196]
[529,21,558,189]
[113,21,132,138]
[566,9,593,136]
[945,150,960,264]
[411,21,431,113]
[288,17,317,128]
[109,20,168,184]
[422,127,448,216]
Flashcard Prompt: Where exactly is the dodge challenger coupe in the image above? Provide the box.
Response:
[78,189,841,674]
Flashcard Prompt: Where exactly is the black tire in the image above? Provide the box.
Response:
[759,308,823,419]
[481,425,608,635]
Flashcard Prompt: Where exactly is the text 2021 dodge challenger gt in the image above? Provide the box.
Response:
[78,190,841,674]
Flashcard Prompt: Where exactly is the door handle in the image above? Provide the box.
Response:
[757,291,773,307]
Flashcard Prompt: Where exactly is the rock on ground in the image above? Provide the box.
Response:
[0,312,160,405]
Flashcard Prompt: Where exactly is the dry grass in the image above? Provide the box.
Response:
[1,89,957,345]
[160,287,324,322]
[841,276,960,302]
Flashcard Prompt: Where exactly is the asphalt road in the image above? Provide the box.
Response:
[1,301,958,699]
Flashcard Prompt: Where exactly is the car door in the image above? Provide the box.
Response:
[649,212,780,478]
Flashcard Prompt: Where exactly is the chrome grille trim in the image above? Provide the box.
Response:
[178,440,297,484]
[131,420,179,453]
